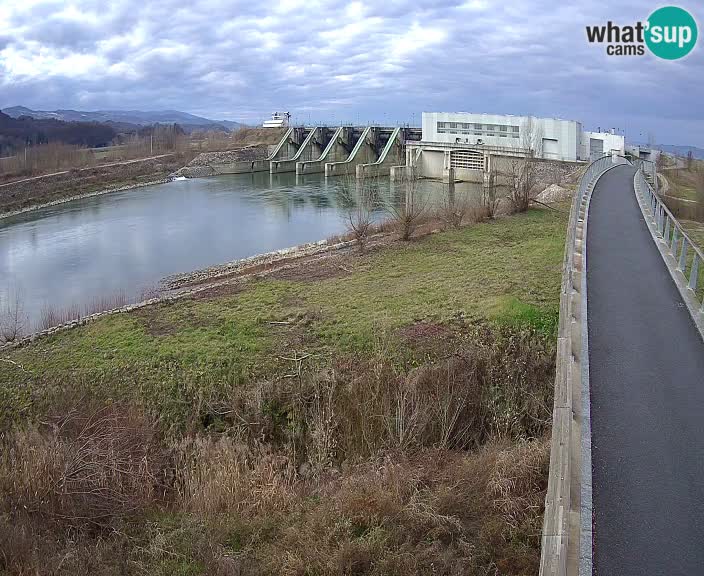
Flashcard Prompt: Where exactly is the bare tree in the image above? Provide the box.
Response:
[504,157,537,213]
[499,117,542,213]
[387,171,427,240]
[439,179,472,228]
[339,174,379,252]
[0,291,26,343]
[521,117,544,159]
[687,150,694,170]
[482,168,501,219]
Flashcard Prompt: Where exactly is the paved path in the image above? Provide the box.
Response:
[587,164,704,575]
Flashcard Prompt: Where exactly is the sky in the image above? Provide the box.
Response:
[0,0,702,146]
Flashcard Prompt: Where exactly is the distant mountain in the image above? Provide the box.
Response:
[652,144,704,160]
[0,111,117,155]
[2,106,242,131]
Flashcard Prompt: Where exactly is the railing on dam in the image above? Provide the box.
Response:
[635,165,704,319]
[633,157,658,194]
[539,153,629,576]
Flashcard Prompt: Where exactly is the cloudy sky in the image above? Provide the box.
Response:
[1,0,702,145]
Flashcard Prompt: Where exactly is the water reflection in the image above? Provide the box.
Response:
[0,172,482,331]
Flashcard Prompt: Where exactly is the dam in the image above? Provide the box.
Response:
[184,126,424,178]
[183,122,578,185]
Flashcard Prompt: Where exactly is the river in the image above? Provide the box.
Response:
[0,172,482,332]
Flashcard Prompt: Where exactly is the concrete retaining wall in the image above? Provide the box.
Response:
[539,178,585,576]
[390,165,414,181]
[539,156,627,576]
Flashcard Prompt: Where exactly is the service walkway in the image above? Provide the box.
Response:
[587,164,704,575]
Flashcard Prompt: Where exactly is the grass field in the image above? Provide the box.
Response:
[663,160,703,203]
[1,207,566,426]
[0,205,569,575]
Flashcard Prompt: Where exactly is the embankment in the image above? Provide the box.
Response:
[173,146,270,178]
[0,154,188,216]
[0,205,567,575]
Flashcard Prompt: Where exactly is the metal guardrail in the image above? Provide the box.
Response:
[635,167,704,312]
[540,152,628,576]
[633,157,658,194]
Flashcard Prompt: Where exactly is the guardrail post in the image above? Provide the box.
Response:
[689,256,700,292]
[671,228,679,255]
[658,205,665,235]
[678,238,688,272]
[664,218,671,244]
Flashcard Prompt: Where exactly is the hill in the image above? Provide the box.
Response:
[3,106,242,131]
[654,144,704,159]
[0,111,117,155]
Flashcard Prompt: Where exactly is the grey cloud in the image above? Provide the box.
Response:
[0,0,702,145]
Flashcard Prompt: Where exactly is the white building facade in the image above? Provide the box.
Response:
[421,112,624,162]
[581,130,625,159]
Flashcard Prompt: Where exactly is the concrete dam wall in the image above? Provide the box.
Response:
[179,126,422,179]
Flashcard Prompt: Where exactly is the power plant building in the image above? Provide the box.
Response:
[421,112,625,162]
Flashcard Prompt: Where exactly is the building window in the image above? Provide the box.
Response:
[499,125,507,132]
[450,149,484,170]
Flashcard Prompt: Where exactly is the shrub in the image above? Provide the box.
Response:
[0,401,168,529]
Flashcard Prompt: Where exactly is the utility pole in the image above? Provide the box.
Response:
[150,134,153,155]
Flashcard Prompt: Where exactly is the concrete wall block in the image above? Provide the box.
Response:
[571,270,581,292]
[570,291,581,320]
[570,321,581,362]
[573,252,582,272]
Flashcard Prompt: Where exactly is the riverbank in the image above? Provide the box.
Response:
[0,154,188,216]
[0,236,356,351]
[0,177,172,220]
[0,204,567,575]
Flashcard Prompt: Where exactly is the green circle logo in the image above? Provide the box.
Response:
[645,6,698,59]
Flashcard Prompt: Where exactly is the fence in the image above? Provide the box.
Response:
[633,158,658,194]
[635,167,704,311]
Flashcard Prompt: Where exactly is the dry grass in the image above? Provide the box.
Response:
[36,291,134,330]
[339,175,381,252]
[0,324,553,575]
[230,127,287,148]
[386,177,428,240]
[0,402,168,529]
[172,438,549,576]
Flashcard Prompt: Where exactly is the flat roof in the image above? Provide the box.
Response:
[422,111,580,124]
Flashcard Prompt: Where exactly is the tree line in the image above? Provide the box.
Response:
[0,111,193,157]
[0,111,118,156]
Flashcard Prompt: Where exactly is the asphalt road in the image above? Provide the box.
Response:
[588,164,704,575]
